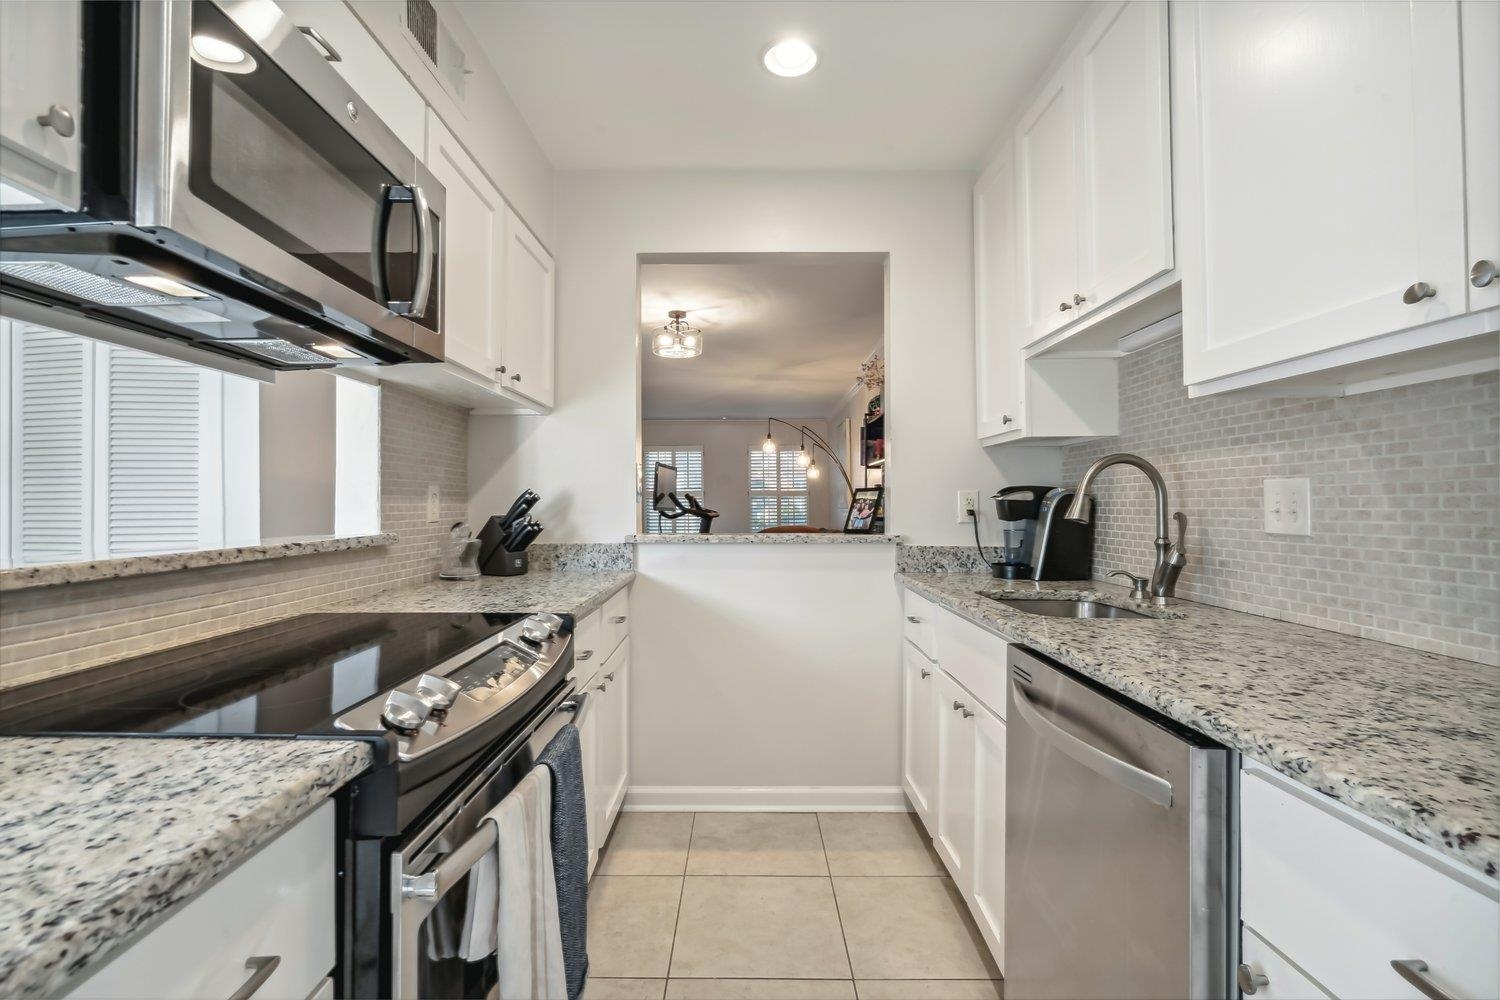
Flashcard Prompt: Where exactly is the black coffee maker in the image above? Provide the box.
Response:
[990,485,1095,580]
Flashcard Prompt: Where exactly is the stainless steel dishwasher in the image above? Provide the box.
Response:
[1005,645,1234,1000]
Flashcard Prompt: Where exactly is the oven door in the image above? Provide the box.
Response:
[391,684,588,1000]
[136,0,443,359]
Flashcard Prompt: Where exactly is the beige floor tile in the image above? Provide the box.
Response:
[817,812,945,876]
[584,979,669,1000]
[670,876,852,979]
[854,980,1003,1000]
[686,813,829,875]
[666,980,857,999]
[588,876,684,978]
[599,812,696,875]
[833,877,1000,980]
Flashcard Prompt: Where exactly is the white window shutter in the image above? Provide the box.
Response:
[644,447,705,534]
[6,324,93,565]
[99,345,205,556]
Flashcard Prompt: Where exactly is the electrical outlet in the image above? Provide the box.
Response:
[957,490,979,524]
[1263,477,1311,536]
[426,483,441,523]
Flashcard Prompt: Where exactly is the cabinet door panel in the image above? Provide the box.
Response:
[970,704,1006,973]
[1017,68,1081,345]
[1462,0,1499,313]
[0,0,81,209]
[1077,1,1172,311]
[597,645,630,838]
[974,145,1025,439]
[1178,1,1468,385]
[425,114,502,379]
[934,670,976,893]
[902,641,939,831]
[501,208,556,408]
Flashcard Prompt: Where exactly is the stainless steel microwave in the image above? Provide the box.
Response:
[0,0,444,370]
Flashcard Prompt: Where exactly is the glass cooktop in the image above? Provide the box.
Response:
[0,612,524,737]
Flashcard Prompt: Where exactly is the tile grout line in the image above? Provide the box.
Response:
[658,811,696,989]
[815,811,859,990]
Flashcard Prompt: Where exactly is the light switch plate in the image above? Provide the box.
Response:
[426,483,441,523]
[1263,477,1311,536]
[957,490,979,523]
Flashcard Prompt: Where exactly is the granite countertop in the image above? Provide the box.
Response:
[898,573,1500,879]
[0,738,371,998]
[630,532,899,544]
[330,568,635,618]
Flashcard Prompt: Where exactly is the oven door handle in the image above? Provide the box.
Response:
[559,689,591,730]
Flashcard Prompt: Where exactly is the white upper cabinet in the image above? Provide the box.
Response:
[974,145,1025,440]
[424,112,504,381]
[276,0,427,158]
[1462,0,1499,314]
[0,0,81,210]
[499,207,557,409]
[1017,1,1173,349]
[1076,0,1173,312]
[1176,0,1492,393]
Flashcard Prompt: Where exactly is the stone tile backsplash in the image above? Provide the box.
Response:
[1061,338,1498,666]
[0,385,469,689]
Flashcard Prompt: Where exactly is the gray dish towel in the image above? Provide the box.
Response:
[538,723,589,1000]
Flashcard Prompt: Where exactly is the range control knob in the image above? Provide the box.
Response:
[381,690,432,732]
[414,673,462,711]
[519,617,554,645]
[532,612,566,634]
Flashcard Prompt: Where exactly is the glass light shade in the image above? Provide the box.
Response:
[807,461,821,480]
[651,312,703,359]
[654,331,675,349]
[762,435,777,453]
[796,450,811,468]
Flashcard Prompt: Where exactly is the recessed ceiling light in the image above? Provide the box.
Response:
[124,273,211,299]
[191,34,258,74]
[763,39,817,78]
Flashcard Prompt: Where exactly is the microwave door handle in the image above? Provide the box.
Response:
[406,184,434,319]
[372,184,399,312]
[374,185,432,318]
[1010,679,1174,808]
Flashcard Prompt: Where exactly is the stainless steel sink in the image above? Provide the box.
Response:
[986,597,1150,619]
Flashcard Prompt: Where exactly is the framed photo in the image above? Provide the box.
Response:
[843,486,883,534]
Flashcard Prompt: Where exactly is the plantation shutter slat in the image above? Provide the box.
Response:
[104,349,203,555]
[13,328,91,564]
[645,447,705,534]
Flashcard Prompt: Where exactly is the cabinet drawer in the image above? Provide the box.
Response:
[902,591,938,660]
[572,609,603,680]
[931,611,1008,720]
[1240,926,1333,1000]
[69,801,335,1000]
[1241,766,1499,1000]
[601,588,630,656]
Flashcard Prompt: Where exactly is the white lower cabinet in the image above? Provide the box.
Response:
[576,592,631,874]
[593,643,630,839]
[1239,926,1333,1000]
[901,640,939,833]
[933,668,977,896]
[67,801,336,1000]
[968,702,1006,971]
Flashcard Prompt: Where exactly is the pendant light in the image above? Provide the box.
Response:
[796,429,811,468]
[762,418,777,453]
[652,309,703,359]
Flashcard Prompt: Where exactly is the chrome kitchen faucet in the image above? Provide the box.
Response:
[1065,453,1188,606]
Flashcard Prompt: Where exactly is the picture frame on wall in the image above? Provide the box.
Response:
[843,486,883,534]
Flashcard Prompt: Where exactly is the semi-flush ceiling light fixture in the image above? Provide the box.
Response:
[763,38,817,77]
[652,309,703,359]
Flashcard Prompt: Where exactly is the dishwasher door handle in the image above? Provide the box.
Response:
[1010,679,1173,808]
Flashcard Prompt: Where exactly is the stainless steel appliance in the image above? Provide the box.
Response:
[991,485,1047,578]
[0,0,444,370]
[986,486,1094,580]
[1006,645,1233,999]
[0,610,577,998]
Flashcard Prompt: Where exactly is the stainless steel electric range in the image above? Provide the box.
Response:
[0,610,581,999]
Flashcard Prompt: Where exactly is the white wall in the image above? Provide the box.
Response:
[469,170,1061,544]
[628,543,904,806]
[642,418,833,533]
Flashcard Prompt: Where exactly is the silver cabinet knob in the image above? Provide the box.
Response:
[1402,281,1436,304]
[497,365,507,374]
[605,672,615,682]
[35,104,75,138]
[1001,414,1013,424]
[1072,293,1086,305]
[596,683,607,692]
[919,668,931,679]
[1058,301,1072,312]
[961,708,975,719]
[1472,259,1497,288]
[952,701,965,711]
[1235,964,1269,996]
[511,373,522,382]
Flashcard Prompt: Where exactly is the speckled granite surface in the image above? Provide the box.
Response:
[527,543,634,572]
[0,738,371,997]
[899,572,1500,878]
[0,533,397,592]
[333,569,634,619]
[630,532,900,544]
[897,543,1006,574]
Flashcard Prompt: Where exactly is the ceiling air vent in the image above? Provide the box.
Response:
[402,0,470,100]
[405,0,437,63]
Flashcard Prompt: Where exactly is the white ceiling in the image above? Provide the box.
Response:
[457,2,1085,170]
[639,254,883,419]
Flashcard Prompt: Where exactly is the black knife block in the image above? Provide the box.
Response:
[480,545,528,577]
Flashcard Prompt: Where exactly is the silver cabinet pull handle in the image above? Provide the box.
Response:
[919,668,931,679]
[1391,959,1453,1000]
[906,615,923,624]
[1072,293,1086,305]
[1011,679,1173,807]
[577,649,594,661]
[1236,964,1269,996]
[297,25,343,61]
[1402,281,1436,303]
[1472,259,1497,288]
[227,956,281,1000]
[35,104,76,138]
[611,616,627,624]
[1058,300,1072,311]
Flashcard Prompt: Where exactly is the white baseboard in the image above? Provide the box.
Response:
[623,785,909,812]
